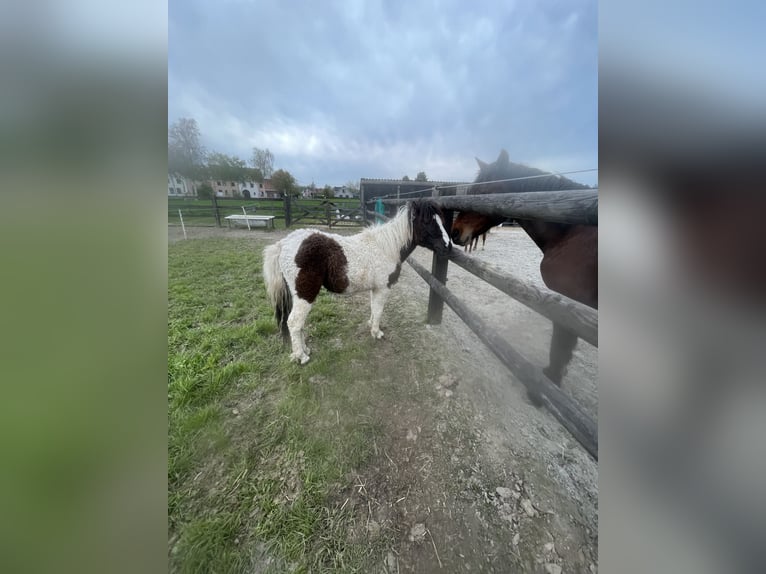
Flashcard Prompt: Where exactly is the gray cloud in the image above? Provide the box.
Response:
[169,0,597,186]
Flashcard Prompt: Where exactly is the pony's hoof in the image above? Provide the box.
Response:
[291,353,310,365]
[371,329,384,340]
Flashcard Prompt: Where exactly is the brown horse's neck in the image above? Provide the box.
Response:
[518,220,572,253]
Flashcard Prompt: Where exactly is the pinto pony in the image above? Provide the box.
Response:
[451,150,597,395]
[263,200,452,364]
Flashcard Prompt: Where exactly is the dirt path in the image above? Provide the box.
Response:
[169,225,598,572]
[369,228,598,573]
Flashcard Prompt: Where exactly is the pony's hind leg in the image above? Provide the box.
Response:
[368,288,390,339]
[287,297,312,364]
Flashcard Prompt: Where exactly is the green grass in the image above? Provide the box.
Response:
[168,237,398,573]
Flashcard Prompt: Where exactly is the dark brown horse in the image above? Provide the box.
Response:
[451,150,597,397]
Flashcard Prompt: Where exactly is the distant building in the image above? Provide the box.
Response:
[333,186,356,199]
[239,180,263,198]
[210,180,241,198]
[261,178,281,199]
[167,173,197,197]
[359,178,469,218]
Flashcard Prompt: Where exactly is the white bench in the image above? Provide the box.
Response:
[224,214,276,229]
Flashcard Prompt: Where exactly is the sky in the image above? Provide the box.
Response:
[169,0,598,187]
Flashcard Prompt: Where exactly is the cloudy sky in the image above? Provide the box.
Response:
[169,0,597,187]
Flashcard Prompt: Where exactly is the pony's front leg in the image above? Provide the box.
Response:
[368,288,389,339]
[287,298,312,364]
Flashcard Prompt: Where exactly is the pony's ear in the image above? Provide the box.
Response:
[476,157,488,170]
[497,149,510,165]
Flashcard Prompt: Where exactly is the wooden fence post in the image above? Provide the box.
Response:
[426,188,452,324]
[212,195,221,227]
[283,193,292,228]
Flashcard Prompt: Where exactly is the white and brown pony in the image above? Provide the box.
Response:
[263,200,452,364]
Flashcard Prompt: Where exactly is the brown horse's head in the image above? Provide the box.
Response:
[450,211,500,246]
[450,150,512,246]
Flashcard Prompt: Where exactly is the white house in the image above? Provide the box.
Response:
[333,186,355,198]
[168,173,196,197]
[239,181,263,198]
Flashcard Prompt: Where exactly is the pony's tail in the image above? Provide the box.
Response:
[262,241,292,341]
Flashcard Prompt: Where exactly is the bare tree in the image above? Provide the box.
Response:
[169,117,206,179]
[251,147,275,179]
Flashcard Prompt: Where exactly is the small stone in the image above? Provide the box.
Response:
[495,486,513,499]
[232,408,239,415]
[385,551,397,572]
[438,375,458,389]
[544,542,555,554]
[512,533,520,546]
[367,521,381,537]
[409,523,427,542]
[544,564,561,574]
[406,429,417,441]
[521,498,538,517]
[435,384,443,390]
[444,389,453,398]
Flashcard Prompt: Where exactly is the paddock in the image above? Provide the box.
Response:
[168,223,598,572]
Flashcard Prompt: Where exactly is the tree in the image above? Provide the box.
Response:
[206,152,249,183]
[344,180,359,197]
[243,167,264,184]
[271,169,297,197]
[169,117,206,179]
[322,184,334,199]
[402,175,411,181]
[415,171,428,182]
[197,182,213,199]
[252,147,275,179]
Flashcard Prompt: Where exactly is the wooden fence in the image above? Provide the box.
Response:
[366,189,599,459]
[169,196,364,229]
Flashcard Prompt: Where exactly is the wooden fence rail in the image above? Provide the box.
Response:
[448,249,598,347]
[407,257,598,459]
[379,189,598,225]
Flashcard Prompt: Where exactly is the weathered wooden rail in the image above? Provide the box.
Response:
[380,189,598,225]
[368,190,599,459]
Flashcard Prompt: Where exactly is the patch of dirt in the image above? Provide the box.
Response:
[320,227,598,573]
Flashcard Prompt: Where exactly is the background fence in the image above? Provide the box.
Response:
[168,196,364,230]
